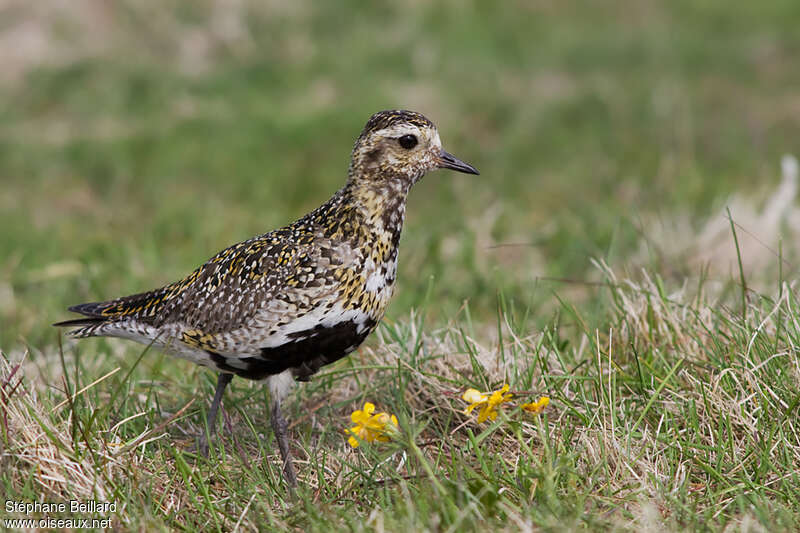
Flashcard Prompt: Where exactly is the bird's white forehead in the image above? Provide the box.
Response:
[431,131,442,149]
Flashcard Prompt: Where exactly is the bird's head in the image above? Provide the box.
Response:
[348,110,479,189]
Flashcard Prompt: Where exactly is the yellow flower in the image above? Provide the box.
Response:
[462,388,488,405]
[345,402,399,448]
[521,396,550,414]
[462,384,513,423]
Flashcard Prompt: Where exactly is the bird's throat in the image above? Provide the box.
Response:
[341,179,410,241]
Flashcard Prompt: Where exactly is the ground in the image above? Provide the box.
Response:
[1,1,800,531]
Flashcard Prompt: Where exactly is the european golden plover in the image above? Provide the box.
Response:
[54,110,479,487]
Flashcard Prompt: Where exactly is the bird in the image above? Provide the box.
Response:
[54,109,479,488]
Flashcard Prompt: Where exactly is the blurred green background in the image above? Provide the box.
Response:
[1,0,799,347]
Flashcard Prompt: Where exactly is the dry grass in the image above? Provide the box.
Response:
[1,355,119,502]
[3,233,800,530]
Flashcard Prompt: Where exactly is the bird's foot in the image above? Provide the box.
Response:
[188,430,220,457]
[196,433,211,457]
[270,402,298,490]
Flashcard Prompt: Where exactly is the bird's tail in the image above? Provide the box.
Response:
[53,303,117,338]
[54,271,196,338]
[53,292,165,338]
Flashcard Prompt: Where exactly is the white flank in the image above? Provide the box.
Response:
[252,300,372,349]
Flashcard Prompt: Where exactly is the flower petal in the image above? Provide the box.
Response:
[521,396,550,414]
[487,384,513,408]
[462,388,487,403]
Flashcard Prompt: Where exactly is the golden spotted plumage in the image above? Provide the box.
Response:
[57,110,478,382]
[55,109,478,485]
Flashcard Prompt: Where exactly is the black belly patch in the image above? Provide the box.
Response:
[207,318,376,381]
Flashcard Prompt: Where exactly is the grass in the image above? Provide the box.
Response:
[2,0,800,530]
[3,255,800,531]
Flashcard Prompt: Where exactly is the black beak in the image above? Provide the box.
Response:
[437,150,480,175]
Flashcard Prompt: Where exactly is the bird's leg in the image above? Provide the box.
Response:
[270,399,298,488]
[198,372,233,456]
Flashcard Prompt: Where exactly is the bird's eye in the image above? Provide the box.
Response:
[398,134,418,149]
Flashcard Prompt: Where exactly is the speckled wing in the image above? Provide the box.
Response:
[58,228,339,338]
[163,228,378,380]
[156,231,319,332]
[56,213,381,381]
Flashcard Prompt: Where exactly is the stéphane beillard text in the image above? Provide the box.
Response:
[6,500,117,514]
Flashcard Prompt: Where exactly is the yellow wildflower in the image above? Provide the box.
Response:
[462,384,513,423]
[345,402,399,448]
[462,388,488,405]
[521,396,550,414]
